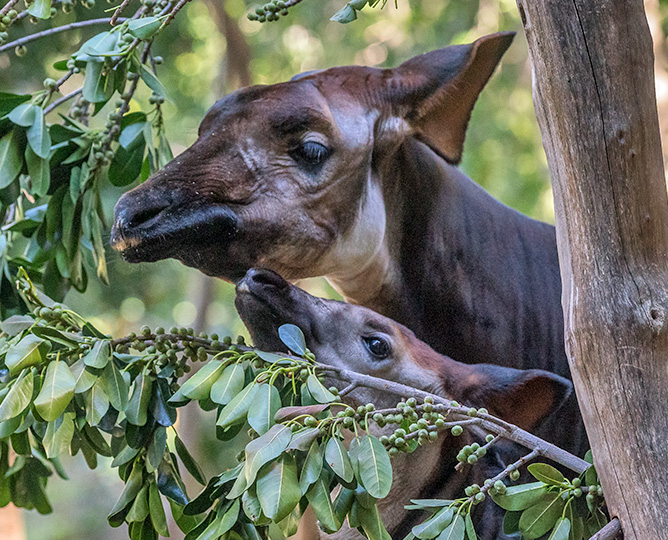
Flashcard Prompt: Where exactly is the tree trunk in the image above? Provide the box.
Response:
[514,1,668,538]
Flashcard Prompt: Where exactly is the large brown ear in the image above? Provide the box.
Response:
[386,32,515,163]
[458,365,572,432]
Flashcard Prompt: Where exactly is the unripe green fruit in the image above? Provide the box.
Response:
[475,492,485,503]
[467,455,478,464]
[451,425,463,436]
[572,478,581,488]
[510,470,520,481]
[486,434,494,443]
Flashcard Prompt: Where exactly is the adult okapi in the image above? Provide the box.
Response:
[111,32,586,457]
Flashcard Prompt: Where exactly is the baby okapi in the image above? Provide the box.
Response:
[234,268,572,540]
[112,32,584,456]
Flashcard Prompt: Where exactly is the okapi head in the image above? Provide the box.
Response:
[235,267,571,429]
[111,32,515,283]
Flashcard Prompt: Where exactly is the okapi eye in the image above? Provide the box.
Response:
[363,336,391,360]
[290,140,330,171]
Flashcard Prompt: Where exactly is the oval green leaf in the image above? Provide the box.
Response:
[356,435,392,499]
[180,360,224,401]
[5,335,48,375]
[489,481,548,511]
[278,324,306,355]
[210,362,245,405]
[34,361,76,422]
[248,383,281,435]
[528,463,567,486]
[0,373,34,422]
[519,493,565,540]
[325,437,354,483]
[244,423,292,485]
[256,454,301,522]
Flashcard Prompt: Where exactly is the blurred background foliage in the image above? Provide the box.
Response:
[2,0,666,538]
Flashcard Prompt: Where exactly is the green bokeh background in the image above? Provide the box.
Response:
[1,0,556,537]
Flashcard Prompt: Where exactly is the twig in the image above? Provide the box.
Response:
[160,0,188,29]
[470,448,540,500]
[0,0,19,17]
[0,18,128,53]
[110,0,132,25]
[338,382,357,397]
[44,88,82,114]
[589,518,622,540]
[319,364,590,474]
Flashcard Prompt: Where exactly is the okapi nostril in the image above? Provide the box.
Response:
[249,268,289,289]
[126,205,169,228]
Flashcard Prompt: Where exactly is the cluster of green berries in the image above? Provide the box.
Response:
[0,9,18,39]
[560,478,584,500]
[142,0,169,15]
[456,433,494,465]
[33,305,74,331]
[247,1,289,23]
[463,483,487,504]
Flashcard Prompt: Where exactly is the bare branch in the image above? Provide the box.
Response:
[0,0,19,17]
[589,519,622,540]
[0,18,128,54]
[110,0,133,25]
[44,88,82,114]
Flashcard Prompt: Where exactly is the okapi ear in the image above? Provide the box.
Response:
[387,32,515,163]
[460,365,572,432]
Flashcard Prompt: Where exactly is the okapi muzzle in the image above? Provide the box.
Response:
[234,268,572,539]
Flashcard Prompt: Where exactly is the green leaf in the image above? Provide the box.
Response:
[464,513,476,540]
[210,362,245,405]
[299,440,323,494]
[108,462,144,525]
[216,382,258,429]
[8,103,37,127]
[34,360,76,421]
[127,484,150,522]
[528,463,567,486]
[355,435,392,498]
[149,482,169,536]
[305,474,341,533]
[548,518,571,540]
[28,0,51,19]
[287,427,321,452]
[244,423,292,485]
[25,146,50,198]
[503,510,522,535]
[127,17,162,39]
[519,493,565,540]
[358,502,392,540]
[175,434,205,484]
[81,340,111,369]
[108,138,145,186]
[139,66,166,98]
[0,129,23,189]
[126,373,153,425]
[330,3,357,23]
[43,412,75,458]
[325,437,354,483]
[84,381,110,426]
[248,383,281,435]
[412,508,454,539]
[437,514,465,540]
[278,324,306,355]
[147,426,167,470]
[306,374,336,403]
[0,373,34,422]
[100,360,129,411]
[217,498,240,535]
[0,94,31,117]
[27,110,51,159]
[180,360,224,401]
[83,61,114,103]
[0,315,33,336]
[256,454,301,522]
[489,482,548,511]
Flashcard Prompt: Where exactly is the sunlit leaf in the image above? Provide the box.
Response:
[127,17,162,39]
[355,435,392,498]
[490,482,548,511]
[0,129,23,189]
[256,454,301,522]
[210,362,245,405]
[8,103,37,127]
[248,383,281,435]
[527,463,566,486]
[244,423,292,485]
[43,412,75,458]
[126,373,153,426]
[0,372,34,422]
[179,360,224,401]
[27,111,51,159]
[34,361,76,421]
[325,437,354,483]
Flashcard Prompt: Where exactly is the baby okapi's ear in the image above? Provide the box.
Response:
[386,32,515,163]
[459,365,573,432]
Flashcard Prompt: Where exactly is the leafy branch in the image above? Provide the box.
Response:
[0,273,611,540]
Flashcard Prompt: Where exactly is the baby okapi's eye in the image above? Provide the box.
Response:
[363,336,391,360]
[289,140,331,172]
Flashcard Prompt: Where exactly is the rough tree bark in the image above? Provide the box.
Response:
[515,1,668,539]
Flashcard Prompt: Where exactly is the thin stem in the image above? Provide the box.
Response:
[0,0,19,16]
[319,364,590,474]
[110,0,132,25]
[160,0,188,29]
[0,18,128,53]
[44,87,82,114]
